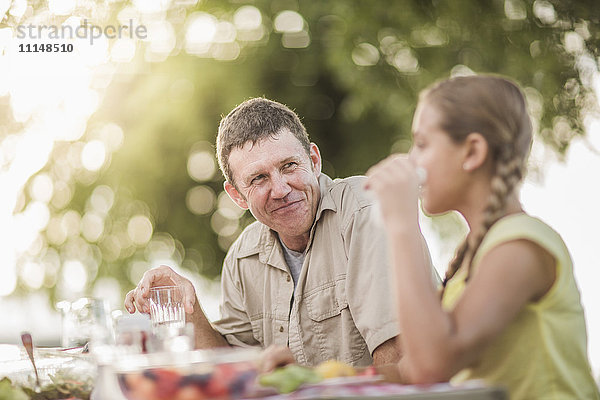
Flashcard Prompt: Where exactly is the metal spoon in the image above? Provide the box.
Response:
[21,332,41,390]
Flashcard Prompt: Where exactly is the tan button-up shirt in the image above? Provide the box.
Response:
[213,174,401,366]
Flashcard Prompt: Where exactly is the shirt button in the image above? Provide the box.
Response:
[279,326,284,333]
[286,275,291,282]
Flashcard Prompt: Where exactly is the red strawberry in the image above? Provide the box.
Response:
[152,368,183,399]
[204,366,231,398]
[204,377,229,398]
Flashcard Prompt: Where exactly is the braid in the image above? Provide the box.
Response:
[440,148,525,297]
[464,149,523,282]
[426,75,533,299]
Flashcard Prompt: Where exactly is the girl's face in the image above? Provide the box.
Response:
[409,101,468,215]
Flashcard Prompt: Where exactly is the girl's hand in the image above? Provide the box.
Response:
[365,154,421,232]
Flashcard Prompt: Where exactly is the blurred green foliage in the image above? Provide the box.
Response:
[5,0,600,302]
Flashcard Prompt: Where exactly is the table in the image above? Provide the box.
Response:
[304,387,507,399]
[253,381,507,400]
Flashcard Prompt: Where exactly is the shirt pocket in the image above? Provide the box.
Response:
[304,282,367,364]
[249,314,265,345]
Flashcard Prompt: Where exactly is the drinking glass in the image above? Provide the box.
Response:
[154,322,195,353]
[148,286,185,331]
[57,297,113,349]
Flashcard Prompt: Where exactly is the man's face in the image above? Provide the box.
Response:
[224,129,322,246]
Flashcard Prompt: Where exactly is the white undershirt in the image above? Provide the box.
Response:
[278,237,305,289]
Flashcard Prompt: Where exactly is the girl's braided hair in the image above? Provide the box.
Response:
[420,75,533,294]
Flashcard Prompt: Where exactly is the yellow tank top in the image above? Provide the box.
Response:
[442,213,599,399]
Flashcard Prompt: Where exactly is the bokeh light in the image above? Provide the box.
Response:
[185,12,217,56]
[62,210,82,238]
[391,48,419,73]
[352,43,380,66]
[61,259,88,293]
[81,212,104,242]
[29,174,54,203]
[89,185,115,215]
[146,21,176,61]
[274,11,304,33]
[46,216,67,245]
[187,150,216,182]
[145,232,176,260]
[81,140,107,171]
[217,191,245,219]
[214,21,237,43]
[281,30,310,49]
[533,0,557,24]
[504,0,527,21]
[186,185,216,215]
[20,261,45,290]
[127,215,153,246]
[211,211,239,237]
[233,6,262,31]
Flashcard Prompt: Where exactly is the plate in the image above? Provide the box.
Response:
[303,375,384,388]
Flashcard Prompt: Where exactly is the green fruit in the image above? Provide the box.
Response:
[259,365,322,393]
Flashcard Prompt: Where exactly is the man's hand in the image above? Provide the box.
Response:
[258,345,296,373]
[124,265,230,349]
[124,265,197,315]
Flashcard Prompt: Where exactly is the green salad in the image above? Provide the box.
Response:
[0,370,93,400]
[0,377,27,400]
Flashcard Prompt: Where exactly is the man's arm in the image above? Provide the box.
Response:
[372,336,401,365]
[371,336,406,383]
[190,300,229,348]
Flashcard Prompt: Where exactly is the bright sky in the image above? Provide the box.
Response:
[521,128,600,377]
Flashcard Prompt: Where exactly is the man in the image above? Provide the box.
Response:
[125,98,434,367]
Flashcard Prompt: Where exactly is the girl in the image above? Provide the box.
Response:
[366,75,599,399]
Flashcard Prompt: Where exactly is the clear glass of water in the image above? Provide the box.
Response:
[153,322,195,353]
[148,285,186,331]
[57,297,114,349]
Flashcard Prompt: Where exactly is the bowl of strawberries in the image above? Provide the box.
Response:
[114,348,260,400]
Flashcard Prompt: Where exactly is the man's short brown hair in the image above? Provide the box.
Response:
[216,98,311,185]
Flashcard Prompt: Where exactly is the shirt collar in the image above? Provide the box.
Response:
[235,173,337,263]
